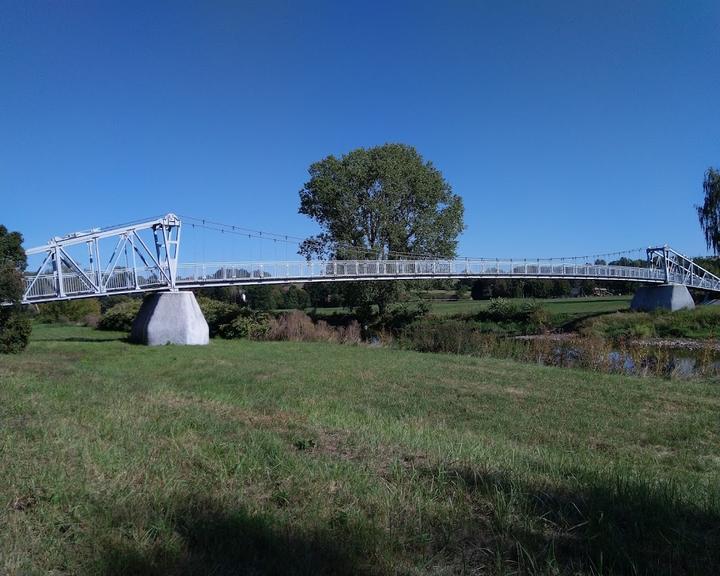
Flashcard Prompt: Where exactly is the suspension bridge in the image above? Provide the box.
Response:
[17,213,720,304]
[9,213,720,345]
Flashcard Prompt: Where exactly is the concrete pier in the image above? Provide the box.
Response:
[130,292,209,345]
[630,284,695,312]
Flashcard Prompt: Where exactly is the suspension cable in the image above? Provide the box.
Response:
[181,214,650,263]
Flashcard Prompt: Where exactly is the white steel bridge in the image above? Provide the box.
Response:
[14,213,720,305]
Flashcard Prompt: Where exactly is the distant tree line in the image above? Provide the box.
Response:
[198,284,312,311]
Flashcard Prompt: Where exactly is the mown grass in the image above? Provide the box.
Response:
[310,295,632,320]
[424,296,631,319]
[1,325,719,575]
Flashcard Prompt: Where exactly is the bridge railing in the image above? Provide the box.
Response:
[23,266,171,302]
[668,271,720,291]
[173,259,669,285]
[20,257,719,304]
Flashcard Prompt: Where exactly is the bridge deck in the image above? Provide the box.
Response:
[20,258,684,304]
[16,214,720,305]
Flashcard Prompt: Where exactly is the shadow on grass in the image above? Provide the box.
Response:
[415,464,720,575]
[96,496,372,576]
[33,336,127,343]
[86,461,719,575]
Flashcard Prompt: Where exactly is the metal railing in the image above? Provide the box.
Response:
[172,258,669,287]
[19,256,720,304]
[12,208,720,304]
[23,267,169,302]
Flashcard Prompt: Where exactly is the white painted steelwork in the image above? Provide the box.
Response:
[9,215,720,304]
[19,214,181,304]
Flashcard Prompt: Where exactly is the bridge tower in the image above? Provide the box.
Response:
[629,247,696,312]
[128,215,209,345]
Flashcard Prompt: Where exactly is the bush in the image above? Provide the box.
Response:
[97,299,142,332]
[0,307,32,353]
[196,296,240,337]
[217,310,271,339]
[486,297,520,320]
[467,298,551,332]
[36,299,101,324]
[521,301,551,330]
[0,224,31,353]
[381,302,430,335]
[99,295,135,313]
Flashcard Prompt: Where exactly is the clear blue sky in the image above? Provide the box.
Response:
[2,0,719,261]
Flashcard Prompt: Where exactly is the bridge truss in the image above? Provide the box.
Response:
[22,214,181,303]
[11,214,720,305]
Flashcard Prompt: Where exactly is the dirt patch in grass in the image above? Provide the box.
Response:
[293,426,433,479]
[8,494,37,512]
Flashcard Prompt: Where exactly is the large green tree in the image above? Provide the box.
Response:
[0,225,31,353]
[697,167,720,255]
[298,143,464,313]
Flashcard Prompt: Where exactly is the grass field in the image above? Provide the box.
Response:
[310,295,632,320]
[1,324,718,575]
[423,296,632,318]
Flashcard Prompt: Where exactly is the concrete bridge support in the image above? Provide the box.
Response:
[130,292,209,345]
[630,284,695,312]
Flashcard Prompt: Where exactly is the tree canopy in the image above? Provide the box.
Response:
[0,224,31,353]
[697,167,720,255]
[297,144,464,314]
[298,143,464,260]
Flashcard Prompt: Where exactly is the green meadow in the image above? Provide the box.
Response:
[1,324,718,575]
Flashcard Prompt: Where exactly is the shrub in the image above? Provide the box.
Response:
[0,224,31,353]
[381,302,430,335]
[36,299,101,324]
[196,296,240,337]
[97,299,142,332]
[0,308,32,353]
[486,298,520,320]
[217,310,271,340]
[521,301,551,331]
[99,295,135,313]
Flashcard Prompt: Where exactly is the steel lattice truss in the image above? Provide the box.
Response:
[6,214,720,305]
[20,214,181,304]
[647,246,720,292]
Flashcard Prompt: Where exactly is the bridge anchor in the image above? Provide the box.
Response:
[130,292,209,345]
[630,284,695,312]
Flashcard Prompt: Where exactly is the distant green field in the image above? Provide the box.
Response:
[1,324,717,574]
[422,295,632,317]
[310,295,632,319]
